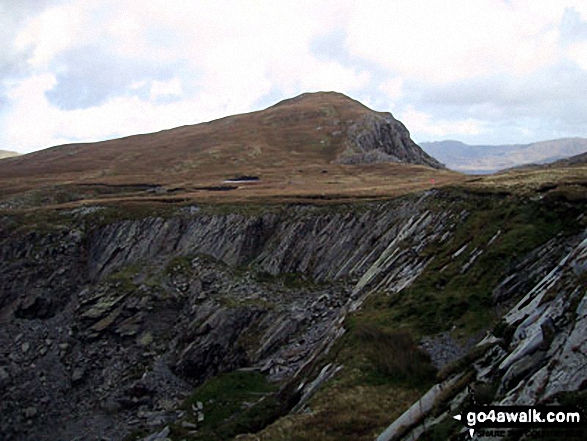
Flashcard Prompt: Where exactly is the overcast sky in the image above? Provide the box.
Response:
[2,0,587,153]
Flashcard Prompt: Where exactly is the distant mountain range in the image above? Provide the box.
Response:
[420,138,587,174]
[0,150,19,160]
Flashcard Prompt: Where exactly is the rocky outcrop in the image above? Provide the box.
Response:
[173,305,262,379]
[87,214,280,280]
[0,227,85,318]
[497,234,587,404]
[337,113,445,169]
[378,229,587,440]
[87,195,451,284]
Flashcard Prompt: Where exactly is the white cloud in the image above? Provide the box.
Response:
[345,0,566,82]
[401,106,484,138]
[14,1,91,68]
[3,72,222,152]
[567,40,587,70]
[379,77,404,100]
[4,73,72,150]
[150,77,182,100]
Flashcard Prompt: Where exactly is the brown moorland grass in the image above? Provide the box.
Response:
[0,91,468,208]
[0,163,466,211]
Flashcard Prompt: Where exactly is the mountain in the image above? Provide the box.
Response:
[512,149,587,170]
[0,150,19,160]
[421,138,587,173]
[0,93,586,441]
[0,92,447,206]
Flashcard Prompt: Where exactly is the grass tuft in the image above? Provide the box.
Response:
[355,325,437,387]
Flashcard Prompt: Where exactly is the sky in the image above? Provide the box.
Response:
[2,0,587,154]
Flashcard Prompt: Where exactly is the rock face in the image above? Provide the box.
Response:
[87,198,440,285]
[0,189,584,440]
[377,230,587,441]
[337,113,445,169]
[497,235,587,404]
[0,194,449,440]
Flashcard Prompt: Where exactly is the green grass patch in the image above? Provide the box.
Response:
[0,208,77,235]
[83,201,180,226]
[172,370,279,440]
[354,324,437,388]
[314,309,437,393]
[197,202,282,217]
[105,263,143,294]
[165,255,194,276]
[382,195,584,336]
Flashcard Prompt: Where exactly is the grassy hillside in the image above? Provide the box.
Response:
[0,92,461,207]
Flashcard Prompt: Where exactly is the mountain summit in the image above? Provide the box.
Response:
[264,92,443,168]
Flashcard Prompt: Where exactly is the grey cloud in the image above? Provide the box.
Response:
[0,0,53,110]
[0,0,52,60]
[408,8,587,134]
[419,67,581,107]
[413,62,587,124]
[44,45,187,110]
[0,0,52,34]
[0,51,30,82]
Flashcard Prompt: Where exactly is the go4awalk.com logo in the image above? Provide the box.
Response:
[453,405,585,438]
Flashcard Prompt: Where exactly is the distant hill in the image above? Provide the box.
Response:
[504,149,587,173]
[0,150,19,160]
[420,138,587,174]
[546,150,587,166]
